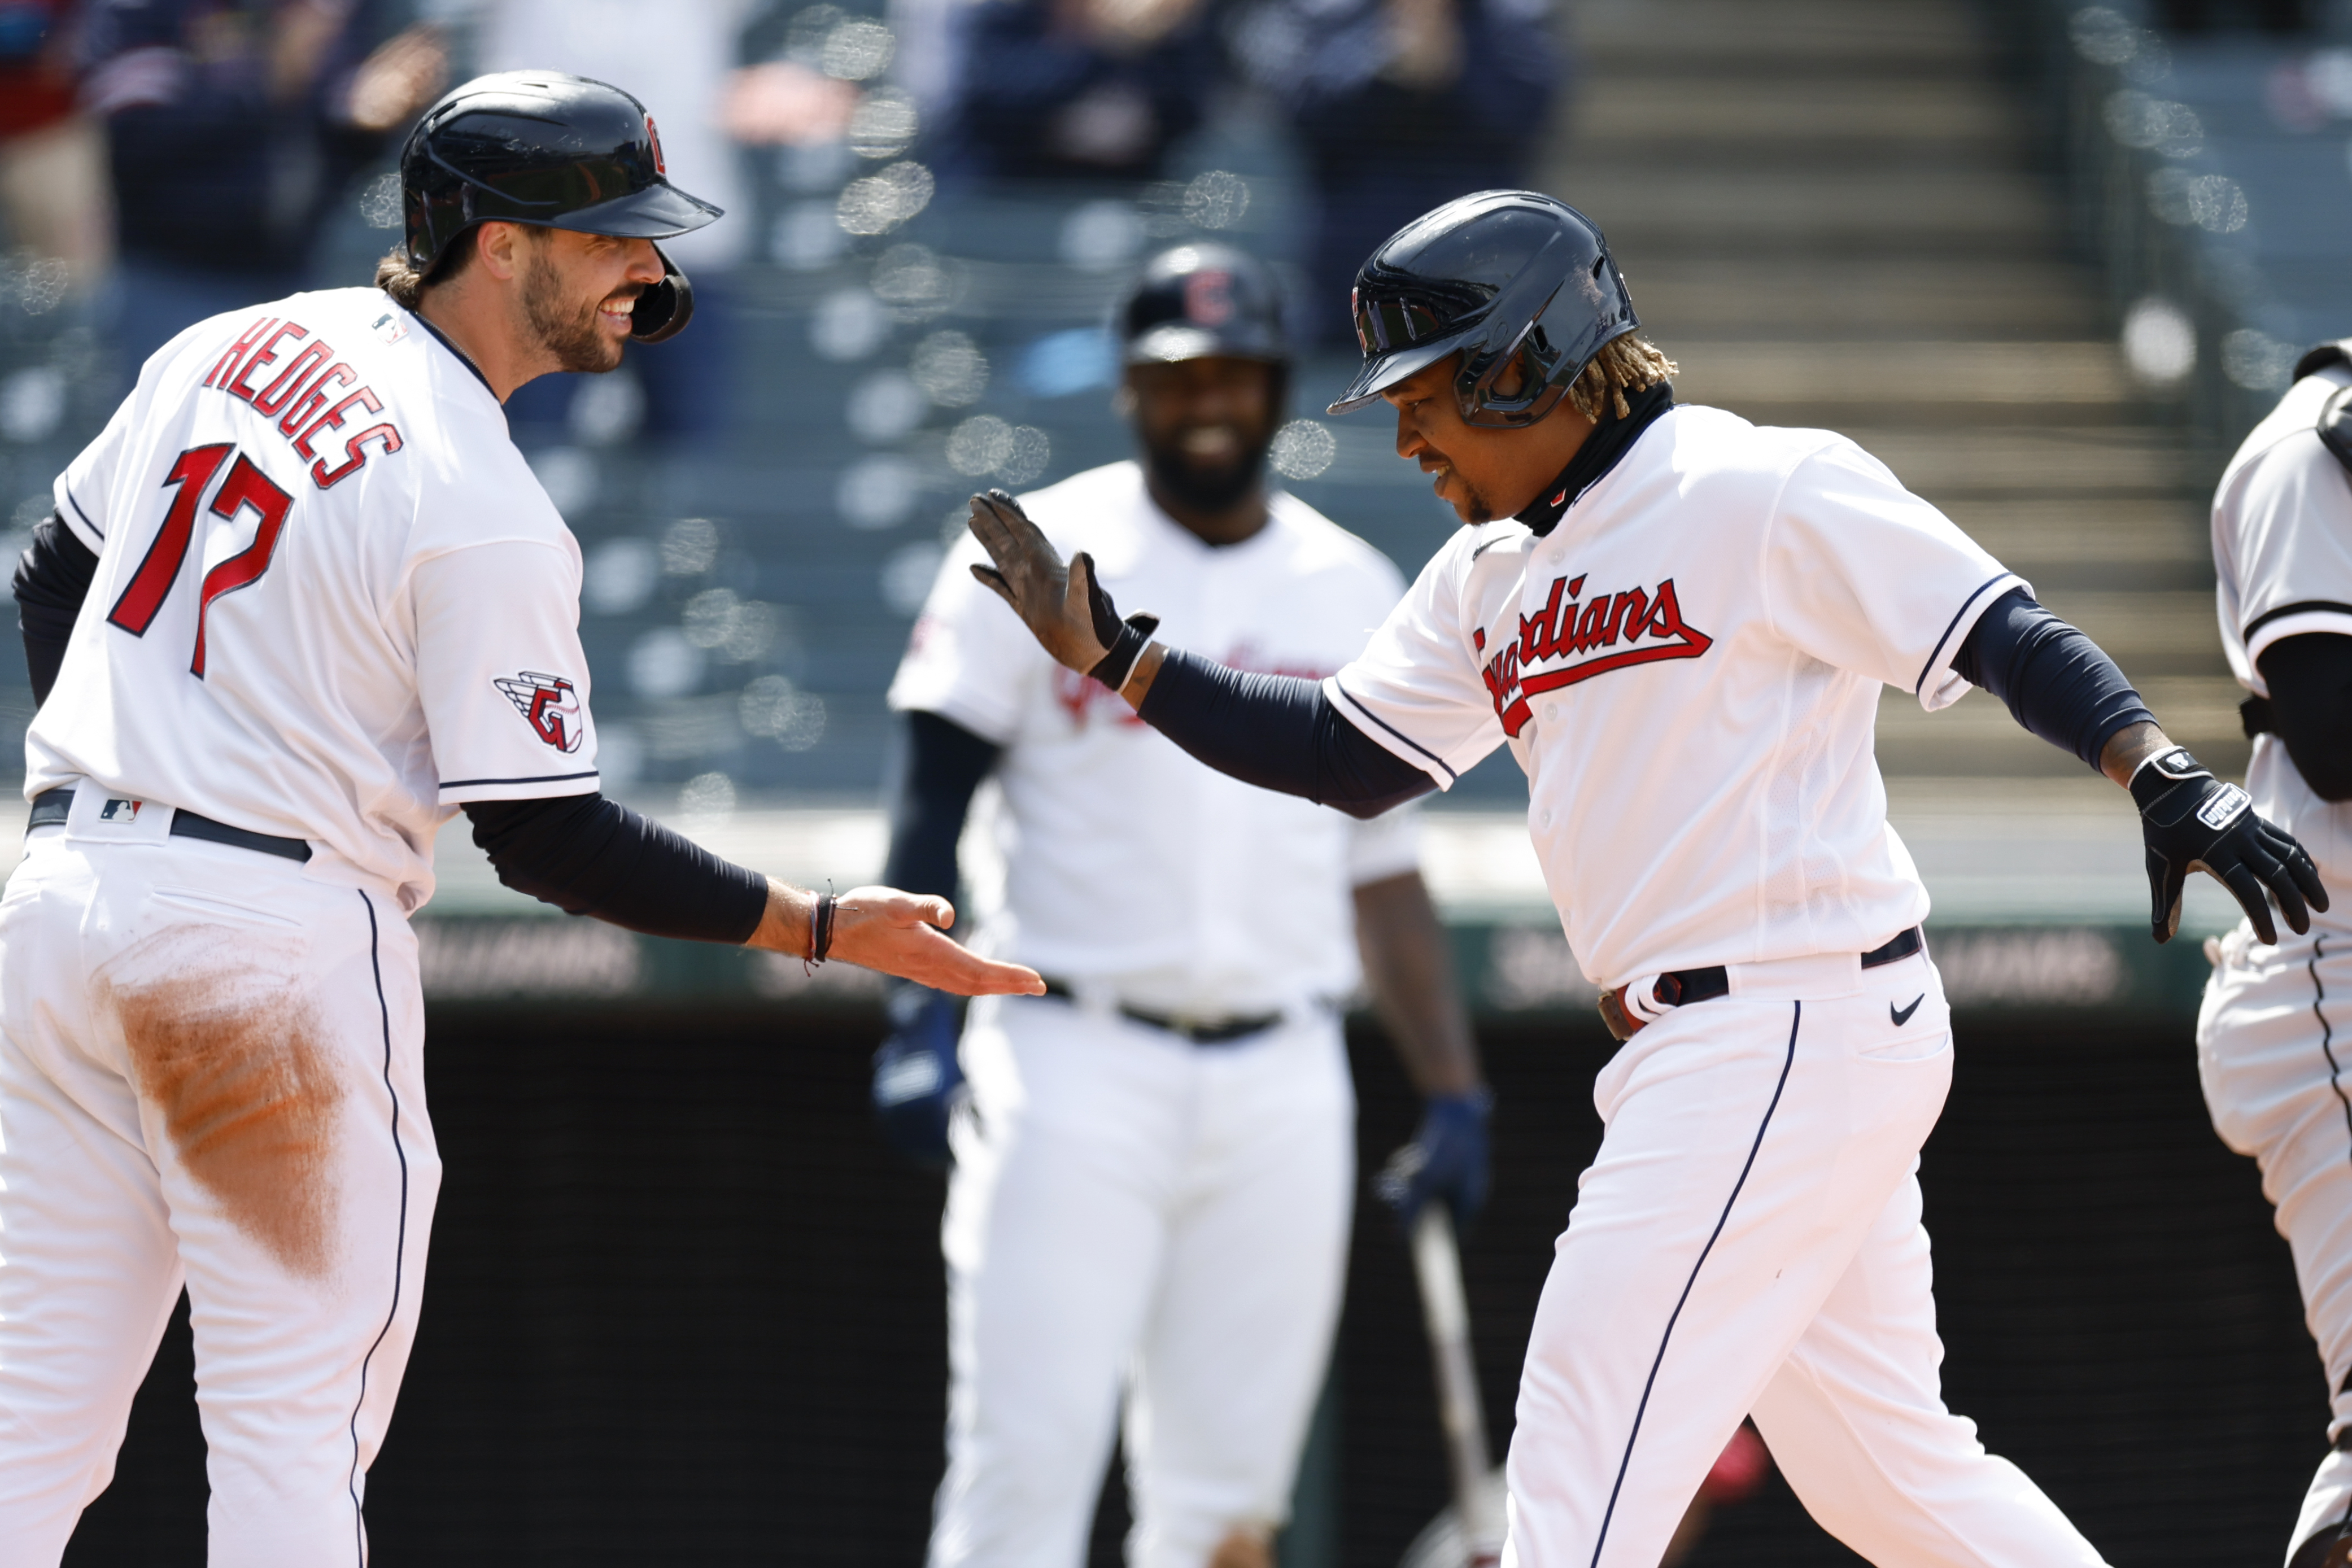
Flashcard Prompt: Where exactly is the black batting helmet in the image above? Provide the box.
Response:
[1119,242,1287,366]
[1327,191,1637,427]
[399,72,722,343]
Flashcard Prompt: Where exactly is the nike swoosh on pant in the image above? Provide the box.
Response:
[1891,994,1925,1027]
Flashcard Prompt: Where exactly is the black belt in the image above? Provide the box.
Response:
[27,787,312,864]
[1600,927,1923,1042]
[1037,977,1286,1045]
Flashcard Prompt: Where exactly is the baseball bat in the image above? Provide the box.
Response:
[1407,1206,1506,1567]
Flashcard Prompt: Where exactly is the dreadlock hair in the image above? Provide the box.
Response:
[1565,334,1678,422]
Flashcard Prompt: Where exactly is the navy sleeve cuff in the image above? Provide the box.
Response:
[1952,587,2155,774]
[464,794,770,944]
[1136,650,1434,820]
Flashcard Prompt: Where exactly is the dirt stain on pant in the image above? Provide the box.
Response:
[103,964,346,1280]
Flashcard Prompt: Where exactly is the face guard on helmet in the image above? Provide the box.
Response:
[1327,191,1639,428]
[399,71,722,343]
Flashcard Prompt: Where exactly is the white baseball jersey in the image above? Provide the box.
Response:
[889,460,1417,1016]
[1327,403,2021,989]
[2212,358,2352,889]
[27,286,601,910]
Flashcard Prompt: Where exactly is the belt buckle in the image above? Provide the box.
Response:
[1599,985,1640,1042]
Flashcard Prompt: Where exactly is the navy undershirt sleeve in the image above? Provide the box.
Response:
[2257,632,2352,801]
[1950,587,2156,773]
[464,794,771,944]
[1135,649,1435,819]
[13,511,97,707]
[883,710,1004,899]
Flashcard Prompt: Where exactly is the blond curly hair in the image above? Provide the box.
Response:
[1565,334,1678,421]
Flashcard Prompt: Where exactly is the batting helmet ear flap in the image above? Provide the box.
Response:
[629,245,694,343]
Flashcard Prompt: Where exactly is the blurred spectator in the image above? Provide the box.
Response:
[0,2,110,292]
[477,0,836,449]
[1237,0,1559,342]
[80,0,446,380]
[941,0,1226,182]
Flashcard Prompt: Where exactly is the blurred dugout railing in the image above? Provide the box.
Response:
[2011,0,2352,448]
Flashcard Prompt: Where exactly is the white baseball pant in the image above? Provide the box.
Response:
[0,827,438,1567]
[929,992,1352,1568]
[1502,944,2109,1568]
[2198,918,2352,1564]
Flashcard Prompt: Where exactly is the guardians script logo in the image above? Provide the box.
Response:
[493,671,585,753]
[1474,574,1713,736]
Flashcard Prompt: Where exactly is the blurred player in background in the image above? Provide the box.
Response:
[882,242,1489,1568]
[2196,339,2352,1568]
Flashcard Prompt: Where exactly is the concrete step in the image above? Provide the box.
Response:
[1876,675,2249,777]
[1625,258,2108,341]
[1944,499,2213,591]
[1576,0,1994,72]
[1844,426,2200,499]
[1544,167,2062,259]
[1667,340,2145,425]
[1572,77,2026,156]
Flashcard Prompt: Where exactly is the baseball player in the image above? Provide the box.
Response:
[0,73,1038,1565]
[880,242,1488,1568]
[965,191,2328,1568]
[2196,340,2352,1568]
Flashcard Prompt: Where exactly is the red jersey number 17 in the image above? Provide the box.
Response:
[106,443,295,678]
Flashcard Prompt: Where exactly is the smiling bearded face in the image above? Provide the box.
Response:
[519,230,642,375]
[1128,356,1285,514]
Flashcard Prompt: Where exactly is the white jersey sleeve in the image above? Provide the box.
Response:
[411,541,601,802]
[887,532,1057,742]
[2226,431,2352,672]
[51,393,136,552]
[1324,529,1511,789]
[1762,438,2023,710]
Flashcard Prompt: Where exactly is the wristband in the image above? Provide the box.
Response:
[806,885,837,971]
[2127,744,2209,807]
[1088,612,1161,693]
[2128,746,2249,832]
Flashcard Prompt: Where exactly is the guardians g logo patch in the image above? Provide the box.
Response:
[494,671,584,753]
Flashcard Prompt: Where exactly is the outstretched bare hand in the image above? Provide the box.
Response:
[829,887,1045,995]
[750,881,1043,995]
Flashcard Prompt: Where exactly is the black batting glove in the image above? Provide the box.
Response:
[1375,1087,1494,1232]
[2130,746,2327,945]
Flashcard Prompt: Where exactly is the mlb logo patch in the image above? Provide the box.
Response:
[99,798,142,822]
[372,311,409,345]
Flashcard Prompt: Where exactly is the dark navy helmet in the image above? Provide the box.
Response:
[1328,191,1638,427]
[399,72,722,342]
[1119,242,1288,366]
